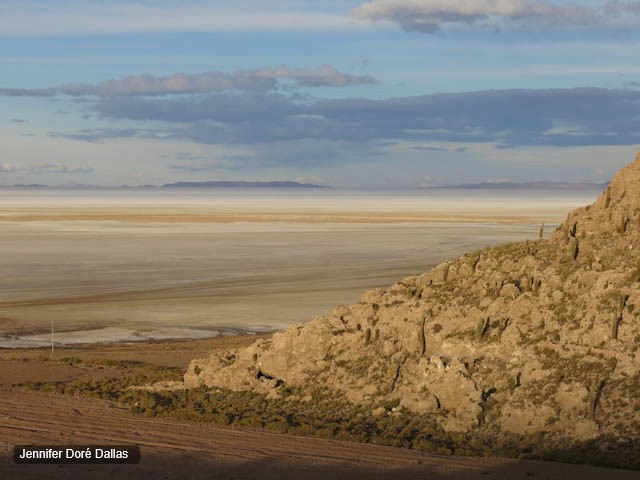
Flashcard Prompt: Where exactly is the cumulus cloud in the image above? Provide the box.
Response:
[81,87,640,148]
[352,0,640,33]
[0,162,94,174]
[55,72,275,96]
[0,66,378,98]
[252,65,378,87]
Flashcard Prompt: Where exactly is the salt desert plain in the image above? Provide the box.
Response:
[3,187,636,479]
[0,188,596,346]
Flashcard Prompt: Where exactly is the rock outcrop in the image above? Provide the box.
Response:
[185,152,640,450]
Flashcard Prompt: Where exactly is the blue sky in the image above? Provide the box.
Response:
[1,0,640,187]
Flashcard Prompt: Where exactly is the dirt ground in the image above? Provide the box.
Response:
[1,336,639,480]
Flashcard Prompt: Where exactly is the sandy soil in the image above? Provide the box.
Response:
[1,336,639,480]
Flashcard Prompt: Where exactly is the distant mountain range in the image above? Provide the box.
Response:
[430,181,609,190]
[161,181,327,189]
[1,180,328,189]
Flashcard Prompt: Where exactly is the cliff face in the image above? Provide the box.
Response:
[185,153,640,444]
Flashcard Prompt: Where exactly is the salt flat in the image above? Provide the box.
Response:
[0,188,600,346]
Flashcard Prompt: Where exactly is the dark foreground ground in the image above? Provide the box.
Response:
[1,336,639,480]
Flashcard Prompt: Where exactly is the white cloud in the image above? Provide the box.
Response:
[0,66,378,97]
[352,0,640,33]
[252,65,379,87]
[57,72,275,97]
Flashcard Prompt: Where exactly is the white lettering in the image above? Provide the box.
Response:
[19,448,62,459]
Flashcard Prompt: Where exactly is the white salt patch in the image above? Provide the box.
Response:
[0,326,228,348]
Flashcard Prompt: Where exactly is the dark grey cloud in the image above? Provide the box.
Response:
[353,0,640,33]
[94,92,300,124]
[410,146,468,152]
[10,118,27,123]
[0,66,378,98]
[85,87,640,148]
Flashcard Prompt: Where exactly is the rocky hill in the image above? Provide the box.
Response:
[184,152,640,465]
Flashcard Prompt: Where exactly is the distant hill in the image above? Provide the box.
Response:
[2,182,102,189]
[161,181,328,189]
[431,181,608,190]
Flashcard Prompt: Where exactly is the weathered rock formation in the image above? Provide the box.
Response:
[185,152,640,448]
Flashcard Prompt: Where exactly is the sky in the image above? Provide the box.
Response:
[1,0,640,188]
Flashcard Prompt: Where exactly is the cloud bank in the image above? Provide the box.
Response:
[0,66,377,98]
[69,88,640,149]
[352,0,640,33]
